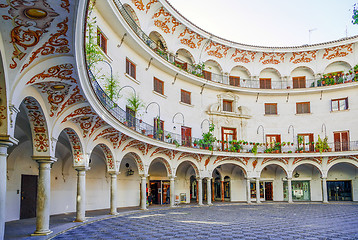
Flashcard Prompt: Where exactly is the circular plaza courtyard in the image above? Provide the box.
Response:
[51,203,358,240]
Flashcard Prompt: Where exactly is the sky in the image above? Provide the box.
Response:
[167,0,358,47]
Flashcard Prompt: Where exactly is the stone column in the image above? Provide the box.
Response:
[212,180,215,202]
[198,178,203,205]
[170,176,175,207]
[256,178,261,203]
[31,156,56,235]
[0,137,17,240]
[322,177,328,203]
[75,167,89,222]
[246,178,251,204]
[140,175,147,210]
[207,178,212,205]
[287,178,293,203]
[221,180,224,202]
[110,172,119,215]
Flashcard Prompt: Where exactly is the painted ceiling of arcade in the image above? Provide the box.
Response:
[130,0,354,64]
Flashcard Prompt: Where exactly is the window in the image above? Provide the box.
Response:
[223,100,233,112]
[181,89,191,105]
[174,60,187,70]
[126,58,136,79]
[153,77,164,95]
[334,131,349,151]
[222,128,236,150]
[203,70,212,81]
[97,28,107,54]
[264,103,277,115]
[293,76,306,88]
[154,118,164,141]
[296,102,310,114]
[181,126,192,147]
[331,98,348,111]
[229,76,240,87]
[126,106,136,128]
[266,135,281,151]
[259,78,271,89]
[297,133,314,152]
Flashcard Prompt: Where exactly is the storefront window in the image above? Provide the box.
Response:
[327,181,352,201]
[250,182,264,199]
[283,180,310,201]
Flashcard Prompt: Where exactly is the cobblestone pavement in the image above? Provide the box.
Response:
[51,203,358,240]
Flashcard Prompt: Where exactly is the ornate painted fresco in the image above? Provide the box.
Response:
[152,7,180,34]
[213,156,247,166]
[131,0,157,13]
[259,52,285,64]
[322,44,353,60]
[231,49,256,63]
[178,28,205,49]
[64,128,85,166]
[205,41,229,59]
[289,51,317,64]
[99,143,115,171]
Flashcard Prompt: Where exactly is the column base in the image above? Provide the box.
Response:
[110,212,119,215]
[288,200,293,203]
[323,201,329,204]
[73,218,87,223]
[207,203,213,206]
[141,208,148,211]
[31,230,53,236]
[198,203,204,206]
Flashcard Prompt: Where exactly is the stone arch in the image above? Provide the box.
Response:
[257,160,288,178]
[212,160,247,178]
[175,48,195,65]
[95,143,116,172]
[62,128,87,167]
[21,97,51,156]
[149,157,172,177]
[291,161,323,178]
[123,3,141,27]
[176,160,199,178]
[326,157,358,174]
[290,65,315,76]
[0,51,8,135]
[122,152,145,175]
[323,60,352,74]
[260,67,282,78]
[149,31,168,50]
[229,65,252,79]
[203,59,223,74]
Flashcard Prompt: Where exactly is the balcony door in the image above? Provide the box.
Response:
[334,131,349,151]
[222,127,236,150]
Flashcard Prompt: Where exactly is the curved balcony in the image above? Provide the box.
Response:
[113,0,358,90]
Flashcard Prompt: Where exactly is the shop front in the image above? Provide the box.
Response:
[283,180,310,201]
[149,180,170,205]
[250,181,273,201]
[327,181,352,201]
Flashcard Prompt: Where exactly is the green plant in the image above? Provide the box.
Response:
[103,74,120,101]
[173,139,180,147]
[126,93,144,117]
[199,123,216,150]
[315,135,329,153]
[251,144,258,155]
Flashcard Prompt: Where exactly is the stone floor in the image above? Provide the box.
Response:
[6,203,358,240]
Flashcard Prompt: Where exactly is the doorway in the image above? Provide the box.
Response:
[327,181,352,201]
[20,175,38,219]
[265,182,273,200]
[149,180,170,204]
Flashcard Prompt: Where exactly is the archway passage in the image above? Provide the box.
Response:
[258,164,287,202]
[148,158,169,205]
[212,163,246,202]
[326,162,358,201]
[290,164,322,202]
[175,161,198,204]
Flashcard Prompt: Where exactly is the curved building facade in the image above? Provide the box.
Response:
[0,0,358,237]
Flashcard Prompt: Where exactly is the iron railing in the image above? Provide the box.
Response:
[112,0,358,90]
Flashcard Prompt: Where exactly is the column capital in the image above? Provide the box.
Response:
[196,177,203,181]
[75,166,90,172]
[32,156,57,164]
[169,175,176,180]
[0,135,18,147]
[140,174,149,178]
[109,171,120,176]
[287,177,292,181]
[206,177,213,180]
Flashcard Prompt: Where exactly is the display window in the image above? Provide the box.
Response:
[283,180,310,201]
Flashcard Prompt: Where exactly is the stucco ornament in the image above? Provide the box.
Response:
[8,0,59,30]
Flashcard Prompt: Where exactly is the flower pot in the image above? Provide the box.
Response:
[141,129,146,134]
[148,134,154,138]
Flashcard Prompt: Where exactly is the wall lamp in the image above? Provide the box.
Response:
[125,163,134,176]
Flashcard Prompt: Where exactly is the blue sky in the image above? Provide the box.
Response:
[167,0,358,47]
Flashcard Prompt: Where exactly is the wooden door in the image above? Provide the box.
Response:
[181,126,192,147]
[222,127,237,150]
[265,182,273,201]
[20,175,38,219]
[334,131,349,151]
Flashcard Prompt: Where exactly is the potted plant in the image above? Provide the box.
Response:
[315,135,329,153]
[198,123,216,151]
[126,93,145,118]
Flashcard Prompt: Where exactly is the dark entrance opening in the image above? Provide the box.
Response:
[265,182,273,200]
[20,174,38,219]
[327,181,352,201]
